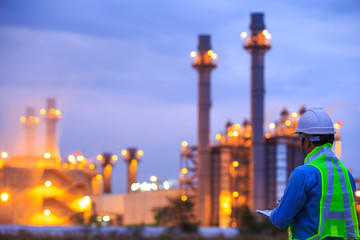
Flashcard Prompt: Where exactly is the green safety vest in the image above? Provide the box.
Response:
[289,143,359,240]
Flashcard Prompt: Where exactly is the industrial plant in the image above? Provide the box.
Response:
[0,13,358,229]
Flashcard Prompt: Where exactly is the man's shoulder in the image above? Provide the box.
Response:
[292,164,320,176]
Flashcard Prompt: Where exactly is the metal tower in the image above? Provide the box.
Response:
[20,107,39,155]
[121,148,143,193]
[243,13,271,210]
[191,35,217,225]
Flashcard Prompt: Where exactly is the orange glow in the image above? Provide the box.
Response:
[181,168,188,174]
[0,161,4,168]
[55,110,61,116]
[207,50,213,56]
[245,132,251,138]
[235,124,241,129]
[228,131,233,137]
[336,141,341,146]
[78,164,84,169]
[89,164,95,170]
[63,163,68,168]
[285,120,291,126]
[334,123,340,129]
[231,222,237,228]
[266,133,271,139]
[1,193,9,202]
[219,193,232,216]
[44,209,51,216]
[69,165,75,170]
[30,213,64,225]
[190,51,197,58]
[121,150,127,156]
[233,131,239,137]
[69,196,91,212]
[137,150,144,156]
[34,117,40,123]
[1,152,8,158]
[150,176,157,182]
[181,195,187,201]
[77,155,84,161]
[216,133,222,139]
[29,116,34,122]
[181,141,188,147]
[49,108,55,114]
[45,181,52,187]
[96,174,103,180]
[240,32,247,39]
[356,190,360,197]
[44,153,51,159]
[291,112,298,118]
[40,109,46,115]
[232,191,239,198]
[68,155,76,163]
[112,155,118,161]
[232,161,239,167]
[238,195,246,205]
[20,116,26,122]
[269,123,275,129]
[131,159,137,166]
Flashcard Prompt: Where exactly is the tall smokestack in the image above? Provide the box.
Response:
[21,107,39,155]
[101,153,113,193]
[243,13,271,210]
[41,98,62,157]
[122,148,143,193]
[191,35,217,226]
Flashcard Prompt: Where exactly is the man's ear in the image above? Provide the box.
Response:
[304,137,312,148]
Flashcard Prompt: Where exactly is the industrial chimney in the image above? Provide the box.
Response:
[191,35,217,226]
[101,153,113,193]
[122,148,143,193]
[41,98,62,157]
[21,107,39,155]
[243,13,271,210]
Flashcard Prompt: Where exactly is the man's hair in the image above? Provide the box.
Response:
[311,134,335,147]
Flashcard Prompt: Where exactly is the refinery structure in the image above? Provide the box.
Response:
[0,13,358,227]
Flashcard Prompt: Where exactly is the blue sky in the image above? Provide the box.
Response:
[0,0,359,193]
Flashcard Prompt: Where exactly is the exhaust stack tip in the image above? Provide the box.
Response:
[198,35,211,52]
[250,13,265,32]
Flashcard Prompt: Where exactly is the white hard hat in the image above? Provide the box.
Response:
[293,108,335,135]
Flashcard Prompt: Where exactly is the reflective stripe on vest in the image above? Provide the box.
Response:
[289,144,359,240]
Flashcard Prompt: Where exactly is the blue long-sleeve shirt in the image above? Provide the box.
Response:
[270,164,357,239]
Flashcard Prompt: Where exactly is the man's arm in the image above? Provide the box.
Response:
[270,168,309,228]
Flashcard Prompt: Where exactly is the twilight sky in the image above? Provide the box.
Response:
[0,0,359,193]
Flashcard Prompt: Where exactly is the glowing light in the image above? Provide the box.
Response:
[235,124,241,129]
[131,183,141,191]
[77,155,84,161]
[265,133,271,139]
[265,34,272,40]
[63,163,69,169]
[232,161,239,167]
[50,108,55,114]
[20,117,26,122]
[334,123,340,129]
[1,193,9,202]
[181,195,187,201]
[335,141,341,146]
[240,32,248,38]
[232,191,239,198]
[262,30,269,35]
[231,222,237,228]
[121,150,127,156]
[207,50,213,56]
[112,155,118,161]
[1,152,8,159]
[68,155,76,163]
[285,120,291,126]
[97,155,102,161]
[269,123,275,129]
[55,110,61,116]
[40,109,46,115]
[103,216,110,222]
[181,141,188,147]
[245,132,251,138]
[211,53,218,59]
[216,134,222,140]
[69,165,75,170]
[137,150,144,156]
[96,174,102,180]
[163,181,170,190]
[44,153,51,159]
[190,51,197,58]
[233,131,239,137]
[34,117,40,123]
[181,168,188,174]
[150,176,157,182]
[291,112,298,118]
[228,131,233,137]
[355,190,360,197]
[89,164,95,170]
[45,181,52,187]
[44,209,51,216]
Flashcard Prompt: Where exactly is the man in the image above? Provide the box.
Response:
[270,108,359,240]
